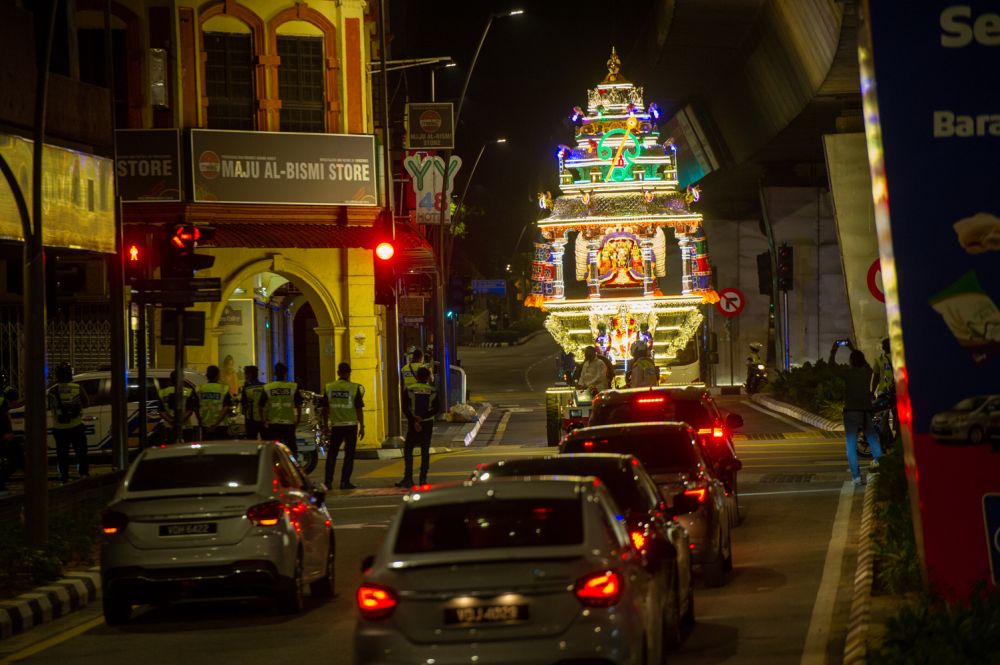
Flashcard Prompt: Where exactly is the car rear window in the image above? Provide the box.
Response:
[129,453,259,491]
[485,463,647,513]
[394,498,583,554]
[591,396,713,428]
[563,431,699,474]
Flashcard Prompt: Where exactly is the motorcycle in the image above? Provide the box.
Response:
[745,363,768,395]
[857,392,896,458]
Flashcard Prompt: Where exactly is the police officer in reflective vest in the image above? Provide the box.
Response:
[49,363,89,483]
[158,370,198,444]
[873,338,894,399]
[240,365,265,440]
[401,348,430,388]
[320,362,365,490]
[396,367,438,488]
[197,365,233,440]
[259,362,303,456]
[627,347,660,388]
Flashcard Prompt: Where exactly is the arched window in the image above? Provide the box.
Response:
[268,7,340,133]
[203,28,254,129]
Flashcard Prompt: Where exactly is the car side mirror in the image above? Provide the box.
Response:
[361,554,375,574]
[725,413,744,430]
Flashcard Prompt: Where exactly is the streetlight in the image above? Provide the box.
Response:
[454,137,508,227]
[430,62,457,102]
[434,9,523,414]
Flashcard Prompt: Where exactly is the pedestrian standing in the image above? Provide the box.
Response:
[158,370,198,443]
[396,367,438,488]
[320,362,365,490]
[240,365,265,440]
[197,365,233,440]
[627,347,659,387]
[829,341,883,485]
[49,363,89,483]
[260,363,303,457]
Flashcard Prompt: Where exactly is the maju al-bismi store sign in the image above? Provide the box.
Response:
[191,130,378,206]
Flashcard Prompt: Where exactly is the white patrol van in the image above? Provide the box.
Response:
[10,369,205,457]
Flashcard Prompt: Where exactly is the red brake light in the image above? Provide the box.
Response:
[357,584,398,619]
[574,570,623,607]
[712,427,725,439]
[684,488,707,503]
[583,440,594,450]
[630,530,646,551]
[101,510,129,535]
[636,396,665,405]
[246,500,284,526]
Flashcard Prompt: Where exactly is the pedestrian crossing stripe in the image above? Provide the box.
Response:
[733,431,842,441]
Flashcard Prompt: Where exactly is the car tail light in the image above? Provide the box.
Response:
[583,440,594,450]
[630,530,647,551]
[246,500,284,526]
[357,584,398,620]
[697,427,726,439]
[684,487,707,503]
[101,510,129,535]
[574,570,623,607]
[636,396,665,405]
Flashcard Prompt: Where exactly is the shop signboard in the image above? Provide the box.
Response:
[406,103,455,150]
[862,1,1000,598]
[191,130,377,206]
[115,129,182,201]
[402,152,462,225]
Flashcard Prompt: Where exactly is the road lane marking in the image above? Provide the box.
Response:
[492,411,512,443]
[800,481,854,665]
[524,352,558,392]
[0,616,105,664]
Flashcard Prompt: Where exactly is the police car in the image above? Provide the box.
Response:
[10,369,205,458]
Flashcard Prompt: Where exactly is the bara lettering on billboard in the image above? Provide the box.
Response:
[862,1,1000,598]
[115,129,182,202]
[191,129,377,206]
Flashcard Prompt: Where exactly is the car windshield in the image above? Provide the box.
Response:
[484,462,647,513]
[129,453,259,491]
[394,498,583,554]
[952,396,988,412]
[591,396,714,429]
[563,431,699,474]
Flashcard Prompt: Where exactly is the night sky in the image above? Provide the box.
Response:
[389,0,642,278]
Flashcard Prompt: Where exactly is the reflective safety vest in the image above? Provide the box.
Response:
[325,379,363,426]
[50,382,84,429]
[401,363,422,388]
[159,385,195,427]
[242,382,265,422]
[747,350,761,365]
[875,352,894,395]
[406,382,437,422]
[262,381,298,424]
[630,358,660,388]
[197,382,227,425]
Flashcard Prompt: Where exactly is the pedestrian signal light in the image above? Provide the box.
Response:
[128,244,140,262]
[375,241,395,261]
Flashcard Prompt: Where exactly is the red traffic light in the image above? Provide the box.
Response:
[375,241,395,261]
[171,224,201,251]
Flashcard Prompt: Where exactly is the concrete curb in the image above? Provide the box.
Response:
[843,475,878,664]
[455,404,492,447]
[0,569,100,641]
[750,393,844,431]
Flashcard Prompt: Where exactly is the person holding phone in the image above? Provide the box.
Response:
[829,340,883,485]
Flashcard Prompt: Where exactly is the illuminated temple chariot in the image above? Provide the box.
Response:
[533,48,717,387]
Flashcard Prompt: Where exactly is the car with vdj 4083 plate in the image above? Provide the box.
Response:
[472,453,694,648]
[561,422,734,587]
[354,477,668,665]
[100,440,335,624]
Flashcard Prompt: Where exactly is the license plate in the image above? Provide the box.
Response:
[159,522,217,536]
[444,604,528,625]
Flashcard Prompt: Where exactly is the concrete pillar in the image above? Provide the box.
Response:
[640,237,654,296]
[587,238,601,299]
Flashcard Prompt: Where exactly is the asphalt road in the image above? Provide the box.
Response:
[1,339,870,665]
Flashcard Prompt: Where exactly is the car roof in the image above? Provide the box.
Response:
[597,386,710,402]
[566,422,694,439]
[137,440,269,459]
[402,476,598,508]
[480,454,633,475]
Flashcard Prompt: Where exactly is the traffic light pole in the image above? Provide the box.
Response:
[137,302,148,450]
